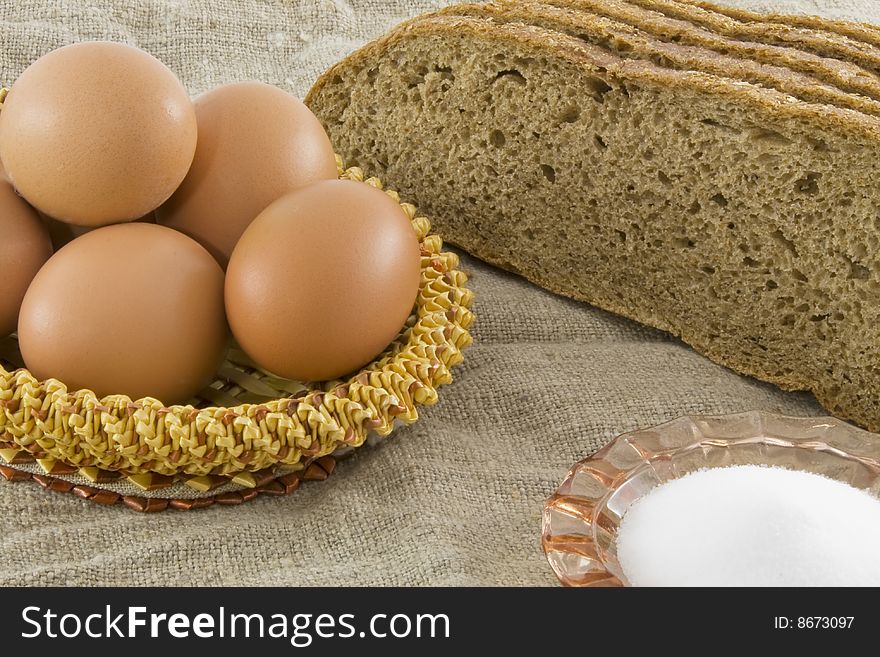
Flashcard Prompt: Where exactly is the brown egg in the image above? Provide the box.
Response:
[18,223,228,403]
[156,81,337,266]
[0,41,197,227]
[43,211,156,251]
[225,179,422,382]
[0,179,52,337]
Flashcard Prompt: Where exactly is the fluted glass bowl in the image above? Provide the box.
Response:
[541,411,880,586]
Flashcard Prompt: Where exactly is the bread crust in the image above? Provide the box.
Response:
[436,1,880,118]
[625,0,880,75]
[532,0,880,101]
[679,0,880,45]
[308,15,880,139]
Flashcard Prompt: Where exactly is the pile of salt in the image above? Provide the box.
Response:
[616,465,880,586]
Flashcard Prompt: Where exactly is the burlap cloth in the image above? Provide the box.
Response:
[0,0,871,586]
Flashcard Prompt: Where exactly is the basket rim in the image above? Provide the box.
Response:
[0,159,475,478]
[0,452,339,512]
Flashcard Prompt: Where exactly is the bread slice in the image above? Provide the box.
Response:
[307,14,880,430]
[624,0,880,74]
[678,0,880,47]
[679,0,880,47]
[536,0,880,102]
[436,2,880,118]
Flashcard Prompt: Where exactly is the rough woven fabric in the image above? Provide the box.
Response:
[0,0,871,586]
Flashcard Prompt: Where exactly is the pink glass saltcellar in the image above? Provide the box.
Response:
[541,411,880,587]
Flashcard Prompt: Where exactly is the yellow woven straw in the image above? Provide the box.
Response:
[0,150,474,477]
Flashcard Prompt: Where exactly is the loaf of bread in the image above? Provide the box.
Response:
[306,5,880,430]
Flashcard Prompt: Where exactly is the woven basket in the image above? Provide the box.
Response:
[0,105,474,507]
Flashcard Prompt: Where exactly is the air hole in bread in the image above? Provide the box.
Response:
[489,129,506,148]
[594,134,607,149]
[557,105,581,124]
[791,269,808,283]
[407,66,427,88]
[540,164,556,183]
[710,193,728,207]
[748,127,793,146]
[794,172,821,194]
[493,69,526,85]
[747,336,769,351]
[770,229,798,255]
[848,261,871,280]
[700,118,740,134]
[672,237,695,249]
[584,76,612,102]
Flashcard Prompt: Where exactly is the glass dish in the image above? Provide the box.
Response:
[541,411,880,587]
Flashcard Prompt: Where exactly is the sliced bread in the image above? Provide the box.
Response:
[307,14,880,430]
[624,0,880,74]
[536,0,880,101]
[678,0,880,47]
[437,1,880,118]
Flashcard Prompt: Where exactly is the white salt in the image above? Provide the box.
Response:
[616,465,880,586]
